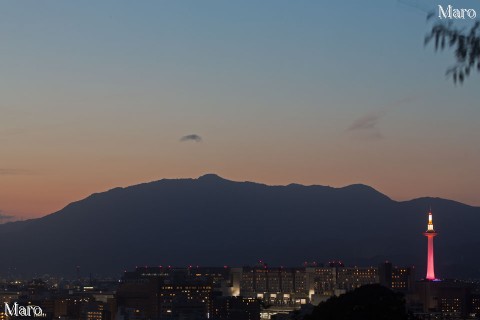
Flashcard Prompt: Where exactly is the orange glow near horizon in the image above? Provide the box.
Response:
[1,168,479,220]
[2,110,478,220]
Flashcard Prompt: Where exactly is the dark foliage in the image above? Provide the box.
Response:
[425,17,480,84]
[304,284,408,320]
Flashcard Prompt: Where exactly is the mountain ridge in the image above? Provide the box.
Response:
[0,174,478,278]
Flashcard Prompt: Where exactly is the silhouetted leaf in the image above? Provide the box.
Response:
[449,34,457,47]
[426,19,480,84]
[426,11,435,21]
[424,35,433,45]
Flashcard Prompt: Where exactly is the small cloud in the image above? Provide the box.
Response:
[347,111,385,140]
[348,112,383,131]
[345,96,418,141]
[0,168,33,175]
[180,134,202,143]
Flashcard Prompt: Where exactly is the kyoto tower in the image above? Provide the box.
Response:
[423,210,438,280]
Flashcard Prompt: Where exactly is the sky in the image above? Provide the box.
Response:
[1,0,479,220]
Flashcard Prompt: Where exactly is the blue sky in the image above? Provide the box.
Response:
[0,0,479,218]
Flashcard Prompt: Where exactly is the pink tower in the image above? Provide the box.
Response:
[423,210,438,280]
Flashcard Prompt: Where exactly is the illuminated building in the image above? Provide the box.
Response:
[378,262,415,292]
[391,267,415,291]
[235,266,310,306]
[116,276,162,319]
[82,302,109,320]
[210,296,260,320]
[310,267,336,296]
[472,294,480,316]
[336,266,378,293]
[158,283,213,319]
[0,292,19,304]
[237,263,399,307]
[118,263,414,318]
[118,267,223,319]
[414,280,474,318]
[423,210,438,281]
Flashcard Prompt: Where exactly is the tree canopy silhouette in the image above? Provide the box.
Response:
[425,17,480,84]
[304,284,409,320]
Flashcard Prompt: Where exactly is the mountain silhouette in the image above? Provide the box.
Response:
[0,174,478,278]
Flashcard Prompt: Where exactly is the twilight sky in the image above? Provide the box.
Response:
[1,0,479,219]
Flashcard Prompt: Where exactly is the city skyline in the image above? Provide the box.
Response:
[2,261,478,319]
[1,0,479,219]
